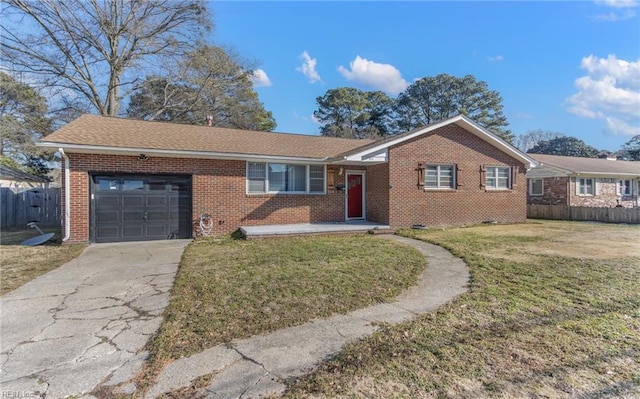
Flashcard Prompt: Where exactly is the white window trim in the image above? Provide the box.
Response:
[424,164,456,190]
[528,178,544,196]
[246,162,326,194]
[576,177,594,196]
[618,179,631,196]
[485,166,511,190]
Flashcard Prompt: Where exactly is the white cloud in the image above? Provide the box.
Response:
[566,54,640,136]
[488,55,504,62]
[594,0,638,21]
[595,0,638,8]
[514,111,534,119]
[292,112,321,125]
[249,69,272,87]
[296,51,321,83]
[338,55,408,95]
[594,9,636,21]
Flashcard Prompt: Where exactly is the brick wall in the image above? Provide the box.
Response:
[528,176,638,208]
[527,177,569,206]
[365,163,390,224]
[569,177,636,208]
[63,125,531,242]
[382,125,527,228]
[64,154,349,243]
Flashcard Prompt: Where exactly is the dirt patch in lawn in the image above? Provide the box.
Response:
[1,228,87,295]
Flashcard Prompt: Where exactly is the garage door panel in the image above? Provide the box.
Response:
[146,224,170,237]
[122,210,143,222]
[147,195,167,207]
[92,175,191,243]
[122,195,144,207]
[96,225,119,240]
[96,210,120,223]
[146,210,167,221]
[122,225,145,237]
[96,196,119,207]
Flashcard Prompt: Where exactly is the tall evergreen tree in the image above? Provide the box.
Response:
[528,136,600,158]
[0,72,53,178]
[396,74,513,143]
[314,87,395,139]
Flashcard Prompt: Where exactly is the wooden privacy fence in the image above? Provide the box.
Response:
[528,204,640,224]
[0,188,61,228]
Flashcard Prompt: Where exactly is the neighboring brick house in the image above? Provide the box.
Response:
[526,154,640,208]
[38,114,537,243]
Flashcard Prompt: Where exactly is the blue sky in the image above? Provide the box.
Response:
[209,1,640,151]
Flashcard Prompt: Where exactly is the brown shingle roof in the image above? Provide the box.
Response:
[530,154,640,175]
[40,115,376,159]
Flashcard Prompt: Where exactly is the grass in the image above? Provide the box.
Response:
[1,227,87,295]
[282,221,640,398]
[148,235,426,366]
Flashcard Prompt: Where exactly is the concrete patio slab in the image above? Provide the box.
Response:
[240,221,391,238]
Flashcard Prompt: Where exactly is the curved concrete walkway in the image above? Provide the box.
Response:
[0,239,190,398]
[145,235,470,399]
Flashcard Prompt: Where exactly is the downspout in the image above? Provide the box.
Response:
[59,148,71,242]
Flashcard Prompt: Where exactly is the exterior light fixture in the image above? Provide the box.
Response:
[137,154,149,161]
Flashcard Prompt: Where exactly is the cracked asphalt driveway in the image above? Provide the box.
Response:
[0,239,190,398]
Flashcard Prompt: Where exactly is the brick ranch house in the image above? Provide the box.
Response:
[38,114,538,243]
[526,154,640,208]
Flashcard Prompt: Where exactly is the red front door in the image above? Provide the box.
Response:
[347,173,363,219]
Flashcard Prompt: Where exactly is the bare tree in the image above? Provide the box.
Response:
[514,129,565,153]
[1,0,211,117]
[128,45,277,131]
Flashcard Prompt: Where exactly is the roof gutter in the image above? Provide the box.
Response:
[59,148,70,242]
[570,172,640,178]
[38,142,330,164]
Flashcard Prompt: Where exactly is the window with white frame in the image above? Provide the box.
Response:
[486,166,511,190]
[425,164,455,189]
[618,179,631,196]
[529,178,543,196]
[577,178,594,195]
[247,162,325,194]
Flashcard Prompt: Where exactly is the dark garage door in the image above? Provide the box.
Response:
[92,175,192,243]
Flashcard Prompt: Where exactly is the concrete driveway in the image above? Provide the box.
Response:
[0,239,190,398]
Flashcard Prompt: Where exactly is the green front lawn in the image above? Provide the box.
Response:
[283,221,640,398]
[149,234,426,364]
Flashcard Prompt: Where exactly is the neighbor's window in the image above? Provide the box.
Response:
[425,164,455,189]
[577,178,594,195]
[247,162,325,194]
[486,166,511,190]
[529,178,543,196]
[619,180,631,196]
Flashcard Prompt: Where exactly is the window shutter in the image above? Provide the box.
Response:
[511,166,517,188]
[480,165,486,188]
[455,164,461,188]
[595,178,601,195]
[616,180,621,196]
[416,163,425,188]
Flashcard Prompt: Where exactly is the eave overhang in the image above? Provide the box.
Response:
[37,142,330,164]
[335,114,539,169]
